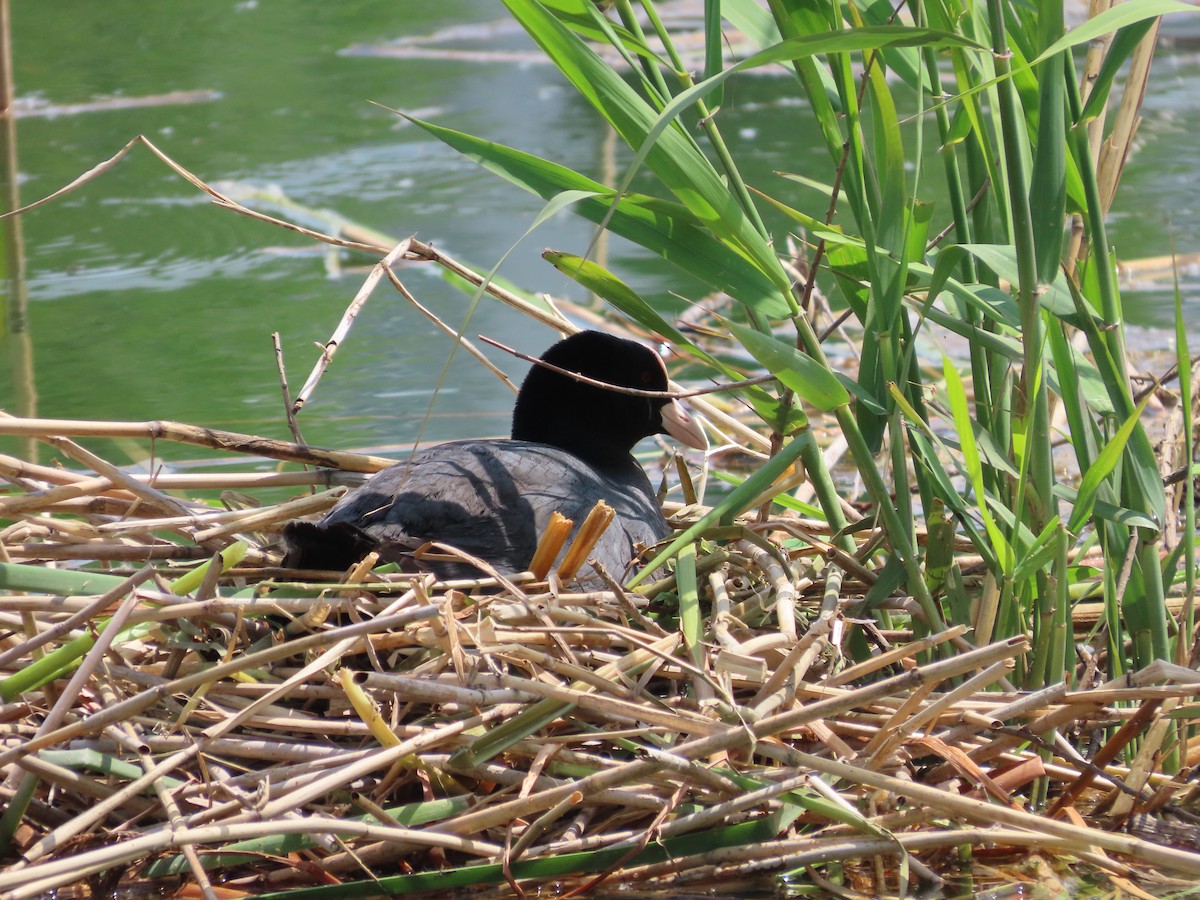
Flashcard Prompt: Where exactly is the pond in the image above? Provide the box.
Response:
[2,0,1199,465]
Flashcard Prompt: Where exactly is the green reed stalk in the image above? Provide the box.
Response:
[1063,47,1171,668]
[986,0,1055,531]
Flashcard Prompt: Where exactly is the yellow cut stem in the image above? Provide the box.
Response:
[529,511,573,579]
[557,500,615,581]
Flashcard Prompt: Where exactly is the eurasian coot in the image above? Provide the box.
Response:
[282,330,706,585]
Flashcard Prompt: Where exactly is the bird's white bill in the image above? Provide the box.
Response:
[661,399,708,450]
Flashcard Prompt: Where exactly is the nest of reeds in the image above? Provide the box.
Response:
[4,408,1200,900]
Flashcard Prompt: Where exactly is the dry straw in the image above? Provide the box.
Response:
[2,403,1200,897]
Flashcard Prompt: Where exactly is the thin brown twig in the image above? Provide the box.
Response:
[477,334,778,399]
[272,331,305,446]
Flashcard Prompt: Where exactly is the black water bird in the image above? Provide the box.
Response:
[282,330,707,585]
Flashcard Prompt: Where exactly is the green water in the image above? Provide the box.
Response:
[2,2,1199,466]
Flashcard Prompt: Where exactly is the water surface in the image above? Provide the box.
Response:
[2,2,1198,466]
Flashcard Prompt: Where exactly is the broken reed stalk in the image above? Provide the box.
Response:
[0,453,361,491]
[557,500,615,581]
[0,415,395,472]
[291,237,414,414]
[528,511,573,579]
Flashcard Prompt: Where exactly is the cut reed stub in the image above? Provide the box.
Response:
[529,511,574,580]
[557,500,616,582]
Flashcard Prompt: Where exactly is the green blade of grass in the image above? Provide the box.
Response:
[629,431,810,587]
[1067,385,1157,534]
[503,0,790,295]
[400,113,788,316]
[1031,0,1198,66]
[0,562,129,595]
[249,811,796,899]
[944,355,1015,573]
[677,541,703,673]
[144,797,474,877]
[1078,18,1158,123]
[726,321,850,411]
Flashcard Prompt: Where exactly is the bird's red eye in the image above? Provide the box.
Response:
[640,371,653,384]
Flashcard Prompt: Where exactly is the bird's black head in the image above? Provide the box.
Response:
[511,331,695,469]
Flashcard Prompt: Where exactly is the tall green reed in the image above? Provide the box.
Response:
[412,0,1197,687]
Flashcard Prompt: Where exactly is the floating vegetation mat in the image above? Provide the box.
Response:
[3,417,1200,899]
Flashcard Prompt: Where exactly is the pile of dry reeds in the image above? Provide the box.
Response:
[3,415,1200,899]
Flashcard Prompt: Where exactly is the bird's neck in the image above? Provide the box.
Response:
[539,433,639,472]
